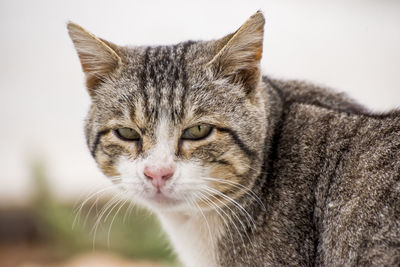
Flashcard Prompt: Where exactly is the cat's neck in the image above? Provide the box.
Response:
[157,209,225,267]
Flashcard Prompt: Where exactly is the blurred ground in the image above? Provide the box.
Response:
[0,162,178,267]
[57,253,162,267]
[0,245,162,267]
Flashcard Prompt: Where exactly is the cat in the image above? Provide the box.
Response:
[67,12,400,267]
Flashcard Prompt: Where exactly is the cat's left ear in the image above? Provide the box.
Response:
[207,12,265,94]
[67,22,123,96]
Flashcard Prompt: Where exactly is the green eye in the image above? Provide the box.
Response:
[115,127,140,141]
[181,124,213,140]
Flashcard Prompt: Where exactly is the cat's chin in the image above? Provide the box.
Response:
[135,191,189,211]
[147,192,180,206]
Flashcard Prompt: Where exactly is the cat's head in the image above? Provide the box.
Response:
[68,12,268,212]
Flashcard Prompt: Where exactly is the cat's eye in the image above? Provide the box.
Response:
[181,124,213,140]
[114,127,140,141]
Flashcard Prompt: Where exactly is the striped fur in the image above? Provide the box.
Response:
[68,12,400,267]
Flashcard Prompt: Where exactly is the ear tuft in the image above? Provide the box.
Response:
[67,22,122,94]
[207,12,265,94]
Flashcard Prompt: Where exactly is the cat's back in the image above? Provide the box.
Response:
[316,107,400,266]
[273,92,400,266]
[264,77,368,114]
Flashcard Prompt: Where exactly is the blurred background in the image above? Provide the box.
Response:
[0,0,399,266]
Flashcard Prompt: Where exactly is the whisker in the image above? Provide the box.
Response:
[73,185,117,229]
[185,195,217,261]
[202,177,266,211]
[107,194,130,247]
[239,162,265,174]
[197,189,250,258]
[91,192,123,249]
[195,191,236,251]
[203,186,257,230]
[123,199,136,224]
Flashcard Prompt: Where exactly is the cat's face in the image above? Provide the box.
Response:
[69,13,267,212]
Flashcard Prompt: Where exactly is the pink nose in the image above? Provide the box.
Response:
[143,165,174,189]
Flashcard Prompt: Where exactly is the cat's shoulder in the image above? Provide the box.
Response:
[262,76,400,120]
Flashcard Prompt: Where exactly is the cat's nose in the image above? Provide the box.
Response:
[143,165,175,189]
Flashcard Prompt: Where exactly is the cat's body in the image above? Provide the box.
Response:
[68,12,400,266]
[157,78,400,266]
[218,77,400,266]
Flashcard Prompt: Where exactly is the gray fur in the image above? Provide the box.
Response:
[217,78,400,266]
[68,12,400,266]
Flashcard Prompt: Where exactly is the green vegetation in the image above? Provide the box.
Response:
[30,160,179,265]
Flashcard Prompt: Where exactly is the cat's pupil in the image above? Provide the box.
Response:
[181,124,212,140]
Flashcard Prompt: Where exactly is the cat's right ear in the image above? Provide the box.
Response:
[67,22,123,96]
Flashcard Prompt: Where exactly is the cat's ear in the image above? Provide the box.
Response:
[207,12,265,94]
[67,22,123,96]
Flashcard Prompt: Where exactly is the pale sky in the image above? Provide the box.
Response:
[1,0,399,204]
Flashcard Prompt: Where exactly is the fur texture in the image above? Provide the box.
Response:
[68,12,400,266]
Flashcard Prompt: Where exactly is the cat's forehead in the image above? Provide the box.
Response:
[95,40,246,138]
[132,42,201,123]
[126,41,208,83]
[110,42,228,118]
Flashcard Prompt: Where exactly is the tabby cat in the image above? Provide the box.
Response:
[68,12,400,266]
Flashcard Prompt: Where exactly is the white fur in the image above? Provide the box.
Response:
[158,210,223,267]
[115,116,224,266]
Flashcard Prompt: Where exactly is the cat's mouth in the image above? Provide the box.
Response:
[118,180,185,208]
[146,191,181,206]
